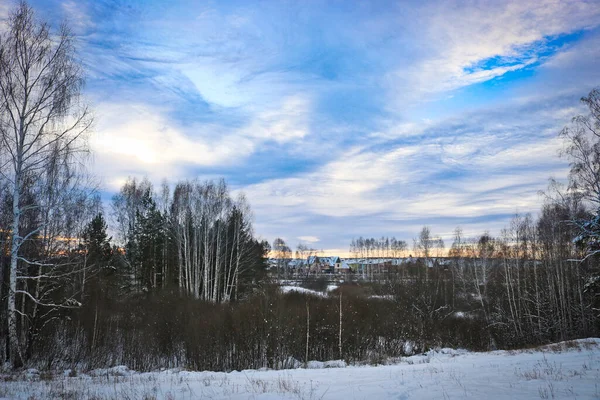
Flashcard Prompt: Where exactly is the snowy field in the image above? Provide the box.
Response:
[1,339,599,399]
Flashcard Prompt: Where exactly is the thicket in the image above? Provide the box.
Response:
[16,209,600,372]
[22,283,487,372]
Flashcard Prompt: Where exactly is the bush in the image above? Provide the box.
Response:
[299,276,329,292]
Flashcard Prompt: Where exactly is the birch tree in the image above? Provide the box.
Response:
[559,87,600,324]
[0,2,91,367]
[272,237,291,279]
[168,179,264,302]
[561,88,600,206]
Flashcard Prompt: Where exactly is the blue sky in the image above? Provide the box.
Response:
[4,0,600,254]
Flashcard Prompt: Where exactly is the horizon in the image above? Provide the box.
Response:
[6,0,600,253]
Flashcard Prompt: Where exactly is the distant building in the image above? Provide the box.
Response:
[337,260,352,273]
[307,255,341,273]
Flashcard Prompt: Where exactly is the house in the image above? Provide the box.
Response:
[287,259,305,271]
[267,258,279,270]
[306,255,341,274]
[337,260,352,273]
[351,258,393,274]
[391,257,414,266]
[321,256,341,272]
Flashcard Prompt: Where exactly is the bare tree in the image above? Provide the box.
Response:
[415,226,433,261]
[0,2,91,367]
[390,237,407,259]
[166,179,261,302]
[558,87,600,323]
[272,237,291,279]
[296,243,317,277]
[560,88,600,205]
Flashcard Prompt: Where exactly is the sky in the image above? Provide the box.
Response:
[3,0,600,255]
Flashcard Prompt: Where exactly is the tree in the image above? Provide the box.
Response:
[80,213,117,351]
[81,214,113,280]
[272,238,291,279]
[296,243,317,276]
[164,179,264,302]
[415,226,433,261]
[560,88,600,318]
[0,2,92,367]
[390,237,407,259]
[560,88,600,205]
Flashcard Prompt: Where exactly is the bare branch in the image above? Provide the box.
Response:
[15,290,81,309]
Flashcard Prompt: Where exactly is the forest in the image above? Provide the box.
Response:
[0,2,599,373]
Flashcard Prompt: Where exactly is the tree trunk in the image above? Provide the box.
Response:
[305,302,310,368]
[338,290,343,359]
[9,170,23,368]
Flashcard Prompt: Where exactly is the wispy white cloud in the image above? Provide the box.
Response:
[243,91,579,249]
[387,0,600,107]
[61,0,94,34]
[90,94,312,190]
[0,1,12,17]
[242,95,311,143]
[0,0,16,31]
[92,103,248,167]
[298,236,320,244]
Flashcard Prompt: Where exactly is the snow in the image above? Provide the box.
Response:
[369,294,395,300]
[88,365,132,377]
[280,285,327,297]
[279,284,339,297]
[305,360,347,369]
[1,339,599,399]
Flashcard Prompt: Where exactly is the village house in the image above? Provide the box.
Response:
[307,255,341,274]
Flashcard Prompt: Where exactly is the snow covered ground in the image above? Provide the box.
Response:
[2,339,599,399]
[280,285,329,296]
